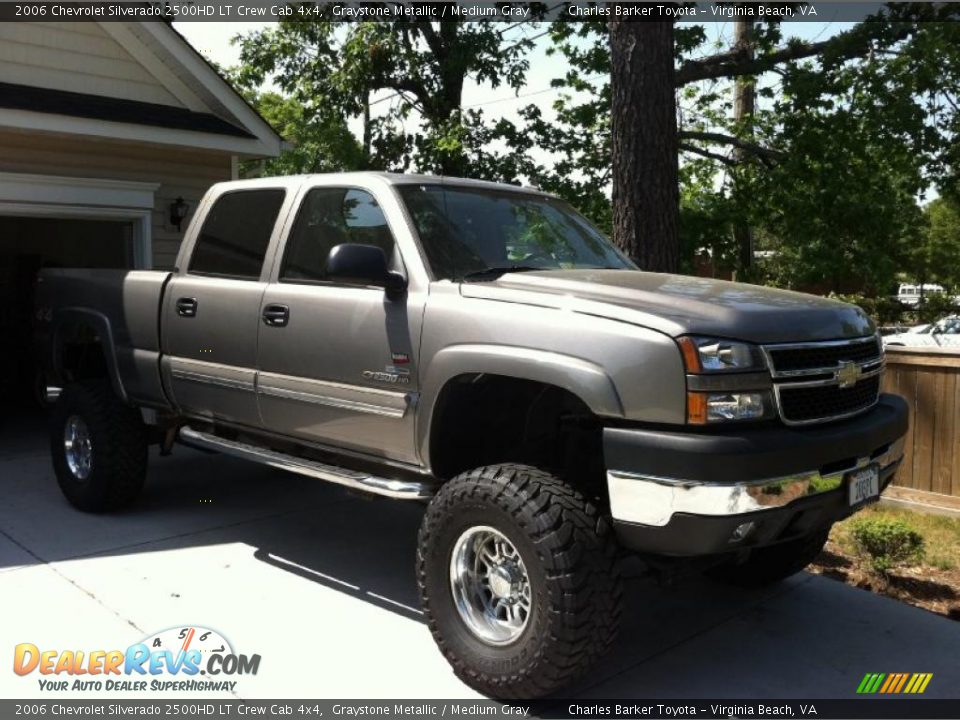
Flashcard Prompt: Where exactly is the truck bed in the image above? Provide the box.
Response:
[36,269,172,408]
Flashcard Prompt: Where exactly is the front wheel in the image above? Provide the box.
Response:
[705,529,830,587]
[50,381,147,512]
[417,464,622,699]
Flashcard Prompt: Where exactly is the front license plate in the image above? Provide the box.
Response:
[848,464,880,506]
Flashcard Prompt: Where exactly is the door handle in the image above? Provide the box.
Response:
[176,297,198,318]
[262,304,290,327]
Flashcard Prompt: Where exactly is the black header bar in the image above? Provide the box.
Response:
[0,1,954,24]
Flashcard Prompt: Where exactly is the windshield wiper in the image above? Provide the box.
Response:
[460,265,543,282]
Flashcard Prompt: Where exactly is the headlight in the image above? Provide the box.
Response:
[678,336,766,373]
[687,391,771,424]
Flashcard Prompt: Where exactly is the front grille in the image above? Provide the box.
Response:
[767,337,881,373]
[778,375,880,423]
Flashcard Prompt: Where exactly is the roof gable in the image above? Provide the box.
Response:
[0,22,181,106]
[0,21,282,158]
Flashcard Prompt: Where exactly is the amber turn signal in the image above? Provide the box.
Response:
[687,392,708,424]
[677,337,702,373]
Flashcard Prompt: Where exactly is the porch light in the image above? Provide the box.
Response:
[169,197,189,231]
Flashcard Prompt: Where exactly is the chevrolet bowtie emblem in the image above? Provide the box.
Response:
[836,360,862,388]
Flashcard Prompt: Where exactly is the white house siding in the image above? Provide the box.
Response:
[0,22,181,107]
[0,128,232,269]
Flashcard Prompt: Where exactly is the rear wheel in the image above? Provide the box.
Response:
[706,529,830,587]
[417,464,622,699]
[50,381,147,512]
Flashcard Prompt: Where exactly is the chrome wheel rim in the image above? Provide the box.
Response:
[449,525,532,645]
[64,415,93,481]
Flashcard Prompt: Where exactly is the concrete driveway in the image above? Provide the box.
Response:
[2,409,958,700]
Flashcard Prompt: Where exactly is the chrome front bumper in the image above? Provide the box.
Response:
[607,437,904,527]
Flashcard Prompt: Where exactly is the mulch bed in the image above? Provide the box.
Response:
[807,540,960,621]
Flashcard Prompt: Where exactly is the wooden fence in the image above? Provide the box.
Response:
[883,347,960,513]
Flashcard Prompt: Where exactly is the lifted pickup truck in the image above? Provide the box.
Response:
[37,173,908,698]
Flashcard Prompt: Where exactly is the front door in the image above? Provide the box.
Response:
[256,185,421,464]
[162,187,287,428]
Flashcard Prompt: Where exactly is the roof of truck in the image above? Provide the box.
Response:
[211,172,549,196]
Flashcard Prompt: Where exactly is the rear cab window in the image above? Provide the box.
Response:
[188,189,286,279]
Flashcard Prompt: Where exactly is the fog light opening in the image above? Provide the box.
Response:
[731,522,756,542]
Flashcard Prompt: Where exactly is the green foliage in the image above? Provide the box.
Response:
[909,197,960,294]
[875,296,910,326]
[916,292,959,324]
[525,13,960,285]
[219,8,960,285]
[850,516,925,575]
[829,293,878,318]
[233,18,538,178]
[678,160,740,274]
[826,293,911,325]
[235,90,365,177]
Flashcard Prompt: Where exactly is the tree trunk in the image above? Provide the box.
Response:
[732,19,756,276]
[609,20,679,272]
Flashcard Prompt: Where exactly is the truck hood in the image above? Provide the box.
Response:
[459,269,875,344]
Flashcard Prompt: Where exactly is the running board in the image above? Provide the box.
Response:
[178,427,434,500]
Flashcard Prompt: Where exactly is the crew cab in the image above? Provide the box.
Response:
[36,173,908,698]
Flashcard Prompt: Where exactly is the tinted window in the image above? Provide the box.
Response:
[189,189,285,279]
[281,187,395,283]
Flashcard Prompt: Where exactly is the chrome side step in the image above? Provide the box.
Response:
[178,427,434,500]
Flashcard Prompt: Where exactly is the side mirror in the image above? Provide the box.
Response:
[325,244,407,297]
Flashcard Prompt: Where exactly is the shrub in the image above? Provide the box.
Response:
[874,297,907,326]
[827,293,907,326]
[850,517,925,575]
[917,292,958,324]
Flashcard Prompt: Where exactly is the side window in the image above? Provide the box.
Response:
[281,187,395,283]
[188,189,286,279]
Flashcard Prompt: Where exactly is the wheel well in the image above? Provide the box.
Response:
[429,374,608,505]
[56,322,109,384]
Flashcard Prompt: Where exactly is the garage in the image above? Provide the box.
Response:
[0,214,136,405]
[0,172,157,408]
[0,20,284,412]
[0,216,135,270]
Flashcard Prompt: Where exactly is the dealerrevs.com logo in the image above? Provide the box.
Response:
[13,626,261,692]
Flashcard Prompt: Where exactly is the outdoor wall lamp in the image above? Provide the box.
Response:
[169,197,189,231]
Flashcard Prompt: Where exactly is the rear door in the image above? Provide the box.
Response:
[161,186,289,428]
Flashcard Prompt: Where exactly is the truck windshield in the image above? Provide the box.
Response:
[397,184,634,281]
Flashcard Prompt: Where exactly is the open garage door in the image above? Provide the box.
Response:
[0,216,135,407]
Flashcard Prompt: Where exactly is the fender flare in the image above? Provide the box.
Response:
[417,344,624,470]
[51,308,128,403]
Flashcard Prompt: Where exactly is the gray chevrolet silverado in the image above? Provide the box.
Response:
[36,173,908,698]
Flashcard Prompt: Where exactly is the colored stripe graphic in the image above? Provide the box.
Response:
[906,673,933,694]
[857,673,932,694]
[856,673,885,694]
